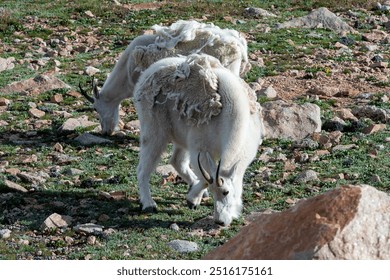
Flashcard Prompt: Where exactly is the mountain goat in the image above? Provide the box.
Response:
[79,20,249,135]
[134,54,264,226]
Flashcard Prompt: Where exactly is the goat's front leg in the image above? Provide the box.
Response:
[170,145,209,199]
[137,136,167,212]
[186,181,208,209]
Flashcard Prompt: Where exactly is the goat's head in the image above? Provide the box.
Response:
[198,153,243,226]
[79,80,119,135]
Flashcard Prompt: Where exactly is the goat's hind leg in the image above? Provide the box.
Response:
[137,135,168,212]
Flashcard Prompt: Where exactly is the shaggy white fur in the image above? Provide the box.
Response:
[134,54,264,226]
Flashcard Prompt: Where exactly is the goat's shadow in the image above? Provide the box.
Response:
[0,125,202,231]
[0,188,198,232]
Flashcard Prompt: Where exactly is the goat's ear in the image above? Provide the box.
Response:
[205,152,217,176]
[225,161,239,178]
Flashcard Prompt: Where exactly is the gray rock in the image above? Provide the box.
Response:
[1,180,28,193]
[0,74,70,94]
[169,223,180,231]
[277,7,355,34]
[17,172,46,185]
[351,105,389,123]
[244,7,277,18]
[262,100,322,141]
[74,223,103,235]
[295,170,318,183]
[332,144,358,152]
[74,132,112,145]
[0,229,11,239]
[293,138,319,149]
[63,167,84,176]
[167,239,198,253]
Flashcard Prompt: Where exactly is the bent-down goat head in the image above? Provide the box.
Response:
[80,20,249,135]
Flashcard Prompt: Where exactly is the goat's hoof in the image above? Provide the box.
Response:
[141,206,157,213]
[215,220,227,226]
[202,190,209,198]
[186,200,197,210]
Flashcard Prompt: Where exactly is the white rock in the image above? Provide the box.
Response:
[41,213,73,230]
[85,66,100,76]
[0,229,12,239]
[0,57,15,72]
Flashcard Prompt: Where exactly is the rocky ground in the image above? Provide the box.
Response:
[0,1,389,259]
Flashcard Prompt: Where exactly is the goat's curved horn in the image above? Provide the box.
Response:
[79,83,95,103]
[216,159,223,188]
[198,153,213,184]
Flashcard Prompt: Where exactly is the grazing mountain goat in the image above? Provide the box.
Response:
[79,20,249,135]
[134,54,264,226]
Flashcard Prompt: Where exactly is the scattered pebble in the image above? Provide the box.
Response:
[0,229,12,239]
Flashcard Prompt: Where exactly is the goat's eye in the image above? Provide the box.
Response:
[222,190,229,196]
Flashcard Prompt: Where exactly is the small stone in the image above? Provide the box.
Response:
[1,180,28,193]
[155,164,177,177]
[243,7,277,18]
[85,66,100,76]
[17,172,46,184]
[98,214,110,222]
[332,144,358,152]
[334,108,358,121]
[167,239,199,253]
[28,108,45,118]
[84,10,95,18]
[295,170,318,183]
[170,223,180,231]
[59,116,99,132]
[87,235,97,245]
[65,236,74,245]
[74,132,112,145]
[41,213,72,230]
[5,168,20,176]
[370,62,388,68]
[258,85,277,99]
[19,239,29,245]
[0,229,12,239]
[50,94,63,103]
[362,124,386,135]
[0,97,11,106]
[0,57,15,72]
[63,167,84,176]
[371,174,382,183]
[73,223,103,235]
[53,142,63,153]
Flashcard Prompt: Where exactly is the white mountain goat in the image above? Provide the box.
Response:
[79,20,249,135]
[134,54,264,226]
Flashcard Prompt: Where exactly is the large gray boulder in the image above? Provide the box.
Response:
[204,185,390,259]
[277,7,355,34]
[262,100,321,140]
